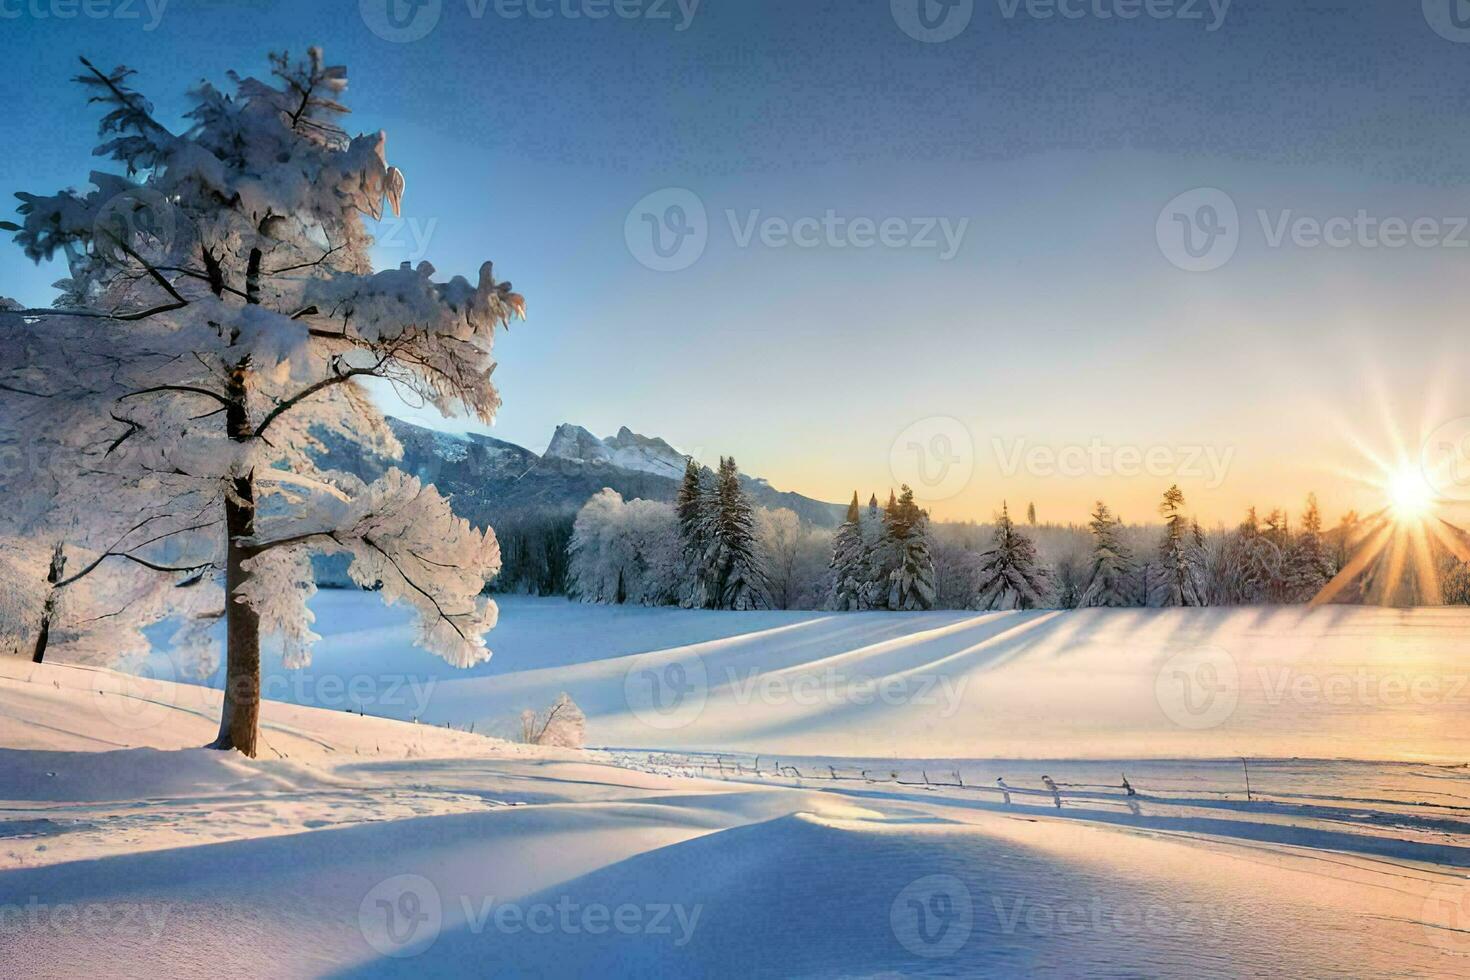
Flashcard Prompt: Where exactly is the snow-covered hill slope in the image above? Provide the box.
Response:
[2,653,1468,978]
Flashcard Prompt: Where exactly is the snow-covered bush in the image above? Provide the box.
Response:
[519,693,586,748]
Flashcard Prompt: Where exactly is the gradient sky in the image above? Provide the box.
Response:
[4,0,1470,525]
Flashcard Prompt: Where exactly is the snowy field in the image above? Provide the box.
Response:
[4,597,1470,976]
[182,591,1470,762]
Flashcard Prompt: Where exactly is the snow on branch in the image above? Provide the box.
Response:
[243,470,501,667]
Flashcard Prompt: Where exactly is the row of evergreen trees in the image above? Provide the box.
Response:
[678,457,769,610]
[829,486,937,610]
[827,484,1344,612]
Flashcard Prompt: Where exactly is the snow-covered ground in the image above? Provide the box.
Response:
[5,598,1470,977]
[183,592,1470,762]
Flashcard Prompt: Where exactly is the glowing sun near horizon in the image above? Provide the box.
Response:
[1386,466,1436,521]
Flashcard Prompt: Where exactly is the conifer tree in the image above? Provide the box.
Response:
[1152,485,1207,607]
[884,485,936,610]
[1284,493,1333,602]
[827,492,867,610]
[971,502,1051,610]
[1079,501,1134,607]
[676,457,715,608]
[708,456,767,610]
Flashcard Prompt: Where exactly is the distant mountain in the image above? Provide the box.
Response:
[543,424,688,481]
[326,418,846,530]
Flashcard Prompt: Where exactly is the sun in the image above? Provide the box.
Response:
[1386,466,1435,521]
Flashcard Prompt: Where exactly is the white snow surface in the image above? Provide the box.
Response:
[4,600,1470,977]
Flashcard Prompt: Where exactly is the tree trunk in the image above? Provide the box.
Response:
[210,480,261,756]
[30,543,66,664]
[210,360,262,757]
[30,611,52,664]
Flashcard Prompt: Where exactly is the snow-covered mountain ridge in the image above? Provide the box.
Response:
[543,423,688,480]
[333,417,846,528]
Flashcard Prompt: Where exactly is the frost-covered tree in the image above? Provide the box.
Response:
[1,50,522,756]
[827,492,868,611]
[520,692,586,749]
[756,507,828,610]
[1443,561,1470,605]
[1078,501,1134,608]
[1284,493,1333,602]
[1221,507,1282,604]
[865,490,902,609]
[970,502,1050,610]
[675,458,715,609]
[882,485,935,610]
[566,490,681,606]
[707,457,768,610]
[1151,485,1207,607]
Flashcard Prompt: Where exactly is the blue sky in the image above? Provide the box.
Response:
[3,0,1470,522]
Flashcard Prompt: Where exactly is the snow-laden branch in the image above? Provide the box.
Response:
[240,470,501,668]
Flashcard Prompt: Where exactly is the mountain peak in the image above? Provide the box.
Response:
[543,423,687,480]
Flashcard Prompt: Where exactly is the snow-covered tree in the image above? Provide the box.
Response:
[1078,501,1134,608]
[1151,485,1207,607]
[827,492,874,611]
[566,490,681,606]
[1221,507,1283,604]
[675,457,715,609]
[707,457,767,610]
[1,50,522,756]
[970,502,1050,610]
[864,490,902,609]
[882,485,935,610]
[519,692,586,748]
[1284,493,1333,602]
[756,507,829,610]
